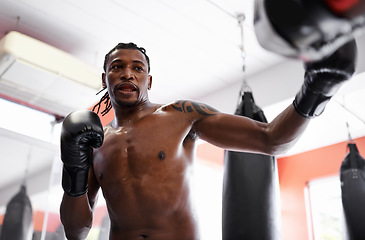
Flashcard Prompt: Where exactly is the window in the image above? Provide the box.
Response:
[307,176,345,240]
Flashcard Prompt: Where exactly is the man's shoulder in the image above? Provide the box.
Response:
[160,100,219,116]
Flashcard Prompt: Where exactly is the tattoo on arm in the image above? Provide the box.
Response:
[168,100,219,116]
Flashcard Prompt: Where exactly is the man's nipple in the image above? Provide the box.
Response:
[158,151,166,160]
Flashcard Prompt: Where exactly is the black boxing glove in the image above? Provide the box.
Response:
[61,110,104,197]
[254,0,365,62]
[293,39,357,118]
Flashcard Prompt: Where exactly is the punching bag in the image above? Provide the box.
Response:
[340,143,365,240]
[52,224,66,240]
[0,185,33,240]
[222,92,281,240]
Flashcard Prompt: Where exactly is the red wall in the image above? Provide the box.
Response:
[278,136,365,240]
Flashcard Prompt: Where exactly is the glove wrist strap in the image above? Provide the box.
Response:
[62,165,89,197]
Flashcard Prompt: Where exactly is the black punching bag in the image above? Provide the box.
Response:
[340,143,365,240]
[52,224,66,240]
[222,92,281,240]
[0,185,33,240]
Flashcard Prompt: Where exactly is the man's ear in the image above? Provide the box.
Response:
[148,75,152,90]
[102,73,107,88]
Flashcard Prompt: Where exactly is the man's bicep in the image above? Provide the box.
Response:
[193,113,269,153]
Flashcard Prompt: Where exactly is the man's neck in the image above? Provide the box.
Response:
[112,101,155,127]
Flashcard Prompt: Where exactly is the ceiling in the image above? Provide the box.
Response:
[0,0,287,104]
[0,0,365,213]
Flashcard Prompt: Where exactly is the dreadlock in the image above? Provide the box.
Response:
[92,89,112,116]
[92,42,151,116]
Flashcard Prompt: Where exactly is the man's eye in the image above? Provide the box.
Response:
[135,66,143,71]
[111,65,121,69]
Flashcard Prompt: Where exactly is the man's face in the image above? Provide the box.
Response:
[102,48,152,108]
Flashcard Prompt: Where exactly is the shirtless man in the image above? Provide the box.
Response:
[59,38,356,240]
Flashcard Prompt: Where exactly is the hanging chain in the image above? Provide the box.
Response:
[236,13,251,109]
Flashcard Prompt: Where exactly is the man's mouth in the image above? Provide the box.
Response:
[116,83,137,93]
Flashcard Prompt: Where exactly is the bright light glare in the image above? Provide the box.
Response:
[194,160,223,240]
[0,98,60,143]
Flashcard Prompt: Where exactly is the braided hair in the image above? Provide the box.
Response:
[92,43,151,116]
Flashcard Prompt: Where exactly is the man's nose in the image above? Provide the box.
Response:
[120,68,133,79]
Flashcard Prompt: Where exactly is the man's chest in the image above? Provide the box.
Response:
[93,124,193,178]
